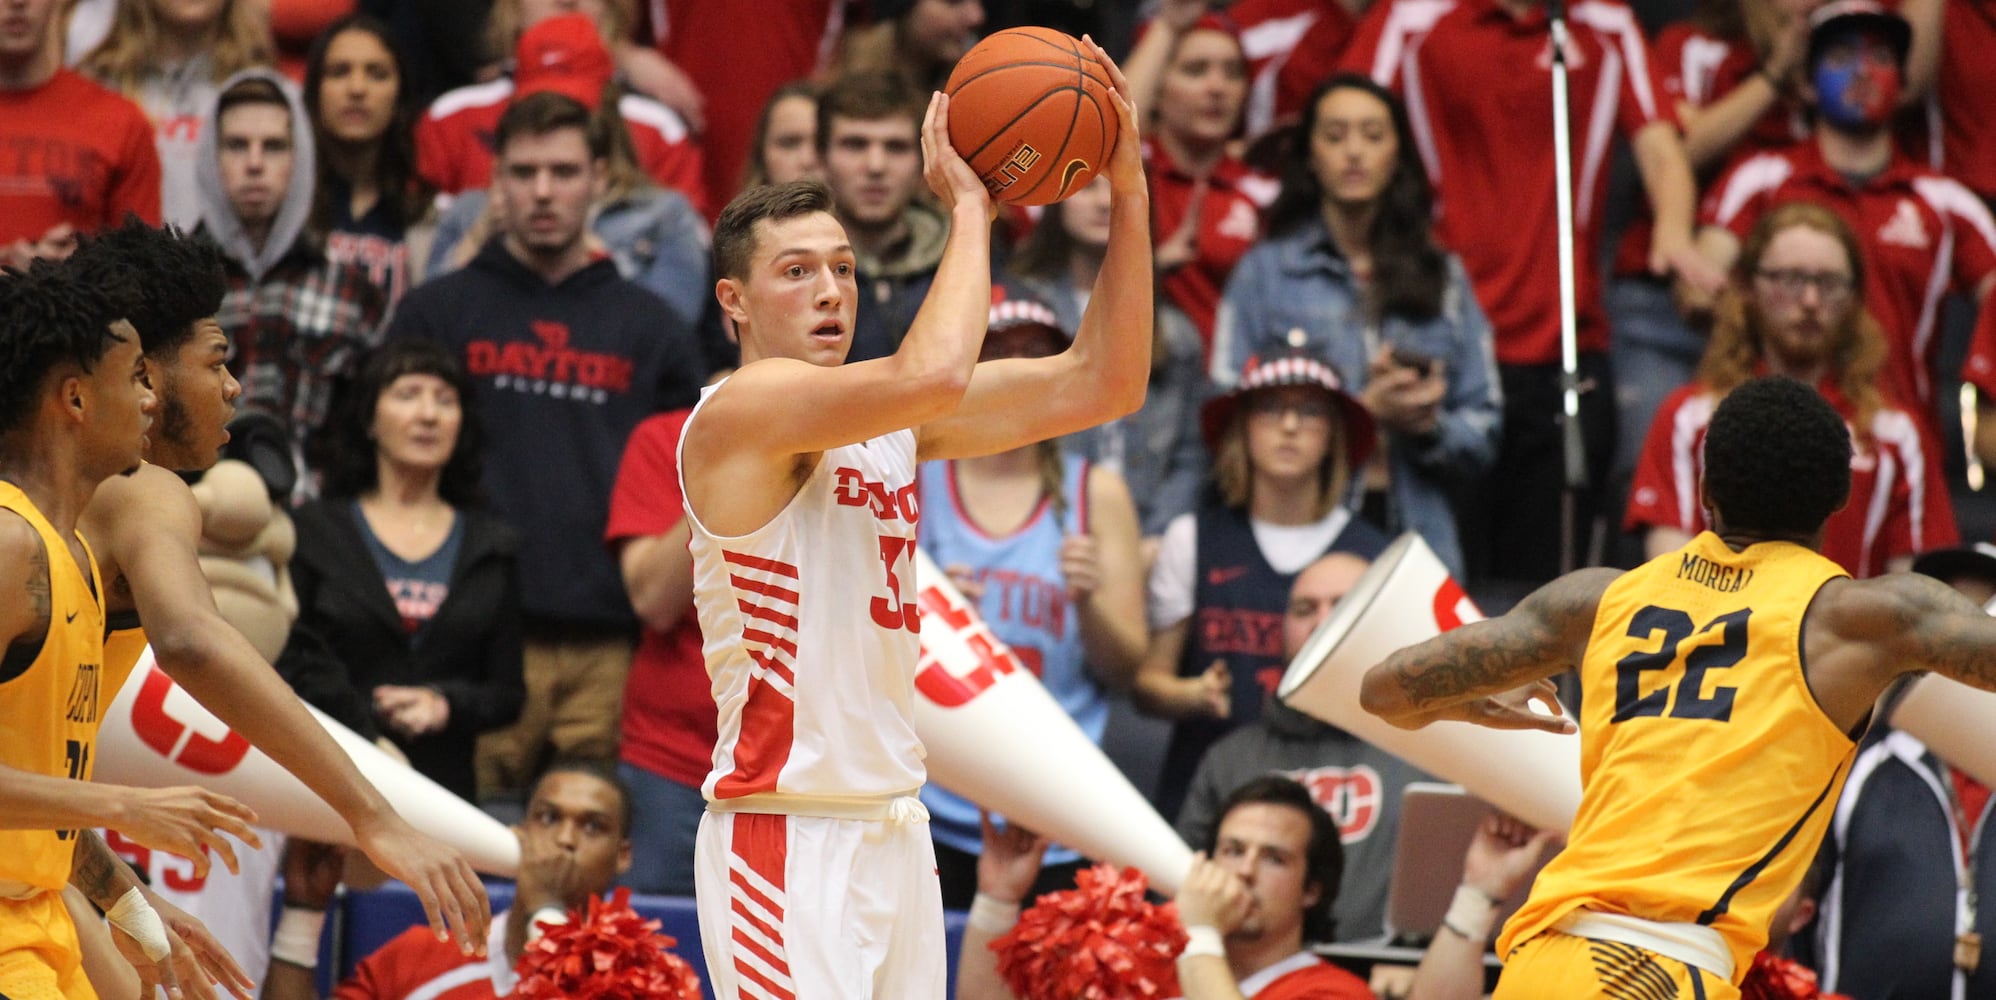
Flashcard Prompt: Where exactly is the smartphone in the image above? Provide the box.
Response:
[1390,346,1436,378]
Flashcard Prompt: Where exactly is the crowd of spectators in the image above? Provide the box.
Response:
[7,0,1996,995]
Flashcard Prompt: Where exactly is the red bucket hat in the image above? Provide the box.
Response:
[1199,355,1377,469]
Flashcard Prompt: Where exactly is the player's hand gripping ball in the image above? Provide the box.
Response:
[944,27,1120,206]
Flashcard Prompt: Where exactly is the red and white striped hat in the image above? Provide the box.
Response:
[1198,354,1376,469]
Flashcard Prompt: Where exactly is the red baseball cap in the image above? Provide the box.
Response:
[513,13,613,111]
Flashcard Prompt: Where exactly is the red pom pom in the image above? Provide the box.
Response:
[1741,952,1851,1000]
[991,864,1188,1000]
[513,888,704,1000]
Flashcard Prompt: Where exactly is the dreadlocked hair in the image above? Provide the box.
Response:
[68,215,227,359]
[0,257,140,436]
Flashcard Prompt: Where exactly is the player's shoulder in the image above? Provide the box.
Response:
[83,464,199,528]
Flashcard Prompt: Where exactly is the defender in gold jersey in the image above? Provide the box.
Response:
[1362,376,1996,999]
[64,220,492,966]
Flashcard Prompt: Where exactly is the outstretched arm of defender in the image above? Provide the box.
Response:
[917,37,1154,462]
[1361,569,1614,731]
[1834,573,1996,695]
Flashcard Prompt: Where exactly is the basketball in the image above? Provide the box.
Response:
[944,27,1118,207]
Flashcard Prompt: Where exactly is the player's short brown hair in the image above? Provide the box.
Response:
[711,179,836,282]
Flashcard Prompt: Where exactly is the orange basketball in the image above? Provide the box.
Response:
[944,27,1118,207]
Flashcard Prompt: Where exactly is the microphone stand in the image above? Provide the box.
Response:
[1547,0,1588,575]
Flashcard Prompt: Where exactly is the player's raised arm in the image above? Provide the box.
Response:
[1803,571,1996,732]
[693,92,994,465]
[1360,568,1614,732]
[917,36,1153,462]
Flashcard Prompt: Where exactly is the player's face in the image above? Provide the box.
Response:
[1282,554,1369,660]
[371,373,462,476]
[1158,29,1247,148]
[823,115,922,229]
[1058,175,1114,249]
[1309,87,1398,209]
[218,102,296,231]
[0,0,58,60]
[903,0,984,65]
[1213,803,1321,944]
[728,211,858,367]
[80,322,159,478]
[495,126,602,259]
[143,320,240,472]
[520,772,631,905]
[761,95,822,186]
[317,28,400,147]
[1749,224,1854,368]
[1244,386,1337,485]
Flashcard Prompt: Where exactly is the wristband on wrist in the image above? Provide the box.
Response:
[527,905,570,943]
[1440,884,1499,942]
[967,892,1022,934]
[270,906,327,969]
[106,887,171,962]
[1179,924,1225,960]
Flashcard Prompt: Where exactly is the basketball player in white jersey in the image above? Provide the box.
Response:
[678,39,1151,1000]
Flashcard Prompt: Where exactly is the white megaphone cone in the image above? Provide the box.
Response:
[1889,675,1996,789]
[911,549,1194,894]
[96,649,519,876]
[1277,534,1583,833]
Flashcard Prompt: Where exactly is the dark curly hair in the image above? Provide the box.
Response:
[321,338,487,508]
[67,216,227,360]
[1264,74,1447,322]
[1703,376,1851,539]
[1210,775,1344,943]
[0,257,140,437]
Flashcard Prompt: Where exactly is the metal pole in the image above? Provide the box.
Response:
[1547,0,1587,575]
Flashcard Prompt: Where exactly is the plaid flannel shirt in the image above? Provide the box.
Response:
[218,241,387,491]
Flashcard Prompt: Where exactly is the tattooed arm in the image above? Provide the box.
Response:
[72,831,258,1000]
[1360,568,1617,731]
[1797,573,1996,733]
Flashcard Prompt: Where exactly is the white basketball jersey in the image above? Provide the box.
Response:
[680,392,927,805]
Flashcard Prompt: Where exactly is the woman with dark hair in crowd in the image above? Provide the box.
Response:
[1009,175,1207,552]
[304,13,433,309]
[1133,357,1390,821]
[82,0,273,228]
[1212,74,1500,579]
[737,80,821,195]
[287,337,524,800]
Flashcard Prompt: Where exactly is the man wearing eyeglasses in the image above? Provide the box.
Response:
[1628,201,1958,578]
[1697,0,1996,451]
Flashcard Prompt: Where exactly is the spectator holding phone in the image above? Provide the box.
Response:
[1211,75,1501,578]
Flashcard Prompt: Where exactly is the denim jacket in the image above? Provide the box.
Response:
[1210,218,1502,576]
[428,185,709,329]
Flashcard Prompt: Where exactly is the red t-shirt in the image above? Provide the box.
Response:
[416,79,709,216]
[646,0,843,216]
[1935,0,1996,200]
[1169,952,1375,999]
[1340,0,1671,365]
[1702,140,1996,428]
[1145,139,1278,355]
[0,69,161,246]
[603,409,715,788]
[333,913,513,1000]
[1626,379,1957,578]
[1611,21,1809,278]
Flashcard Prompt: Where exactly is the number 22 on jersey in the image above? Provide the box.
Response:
[1612,605,1753,722]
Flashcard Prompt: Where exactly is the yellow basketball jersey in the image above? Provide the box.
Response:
[1497,532,1857,981]
[0,483,106,892]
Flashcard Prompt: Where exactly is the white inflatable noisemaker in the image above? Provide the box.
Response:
[95,650,519,876]
[912,548,1194,894]
[1276,533,1583,833]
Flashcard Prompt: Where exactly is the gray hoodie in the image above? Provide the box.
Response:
[195,67,316,284]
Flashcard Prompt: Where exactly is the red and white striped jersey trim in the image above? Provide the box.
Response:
[728,814,796,1000]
